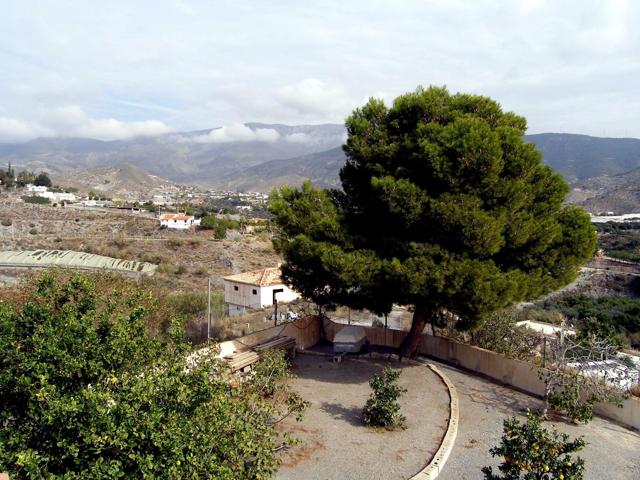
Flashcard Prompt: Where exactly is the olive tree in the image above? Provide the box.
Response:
[270,86,596,357]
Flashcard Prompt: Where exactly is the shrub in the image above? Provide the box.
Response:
[21,195,50,204]
[482,411,585,479]
[28,228,37,235]
[0,271,308,479]
[362,367,407,430]
[1,218,12,226]
[167,238,183,249]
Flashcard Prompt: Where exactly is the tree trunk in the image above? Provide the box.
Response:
[399,303,429,359]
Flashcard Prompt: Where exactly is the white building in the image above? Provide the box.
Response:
[27,184,48,193]
[38,191,78,203]
[159,213,201,229]
[223,266,300,317]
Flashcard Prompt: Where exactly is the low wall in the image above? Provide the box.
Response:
[324,319,640,430]
[418,334,546,397]
[217,316,322,357]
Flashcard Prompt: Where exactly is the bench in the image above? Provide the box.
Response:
[223,335,296,373]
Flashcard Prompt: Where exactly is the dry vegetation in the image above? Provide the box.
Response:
[0,198,284,342]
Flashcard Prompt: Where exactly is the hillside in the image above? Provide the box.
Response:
[0,123,346,186]
[3,127,640,194]
[223,147,345,191]
[52,164,178,200]
[524,133,640,181]
[565,167,640,214]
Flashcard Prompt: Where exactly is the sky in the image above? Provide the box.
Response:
[1,0,639,142]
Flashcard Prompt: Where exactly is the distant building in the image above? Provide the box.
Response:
[223,266,299,316]
[159,213,200,229]
[26,184,48,193]
[37,191,78,203]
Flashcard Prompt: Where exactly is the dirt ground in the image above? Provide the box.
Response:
[0,200,280,294]
[433,360,640,480]
[276,354,450,480]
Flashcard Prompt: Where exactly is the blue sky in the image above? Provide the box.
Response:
[1,0,638,141]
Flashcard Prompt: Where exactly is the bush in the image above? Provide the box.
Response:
[0,271,308,479]
[362,367,406,430]
[482,411,585,479]
[28,228,37,235]
[21,195,50,204]
[0,218,11,226]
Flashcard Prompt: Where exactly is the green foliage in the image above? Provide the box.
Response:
[597,225,640,262]
[21,195,50,204]
[270,86,597,355]
[472,309,542,361]
[0,271,308,479]
[362,367,407,430]
[34,172,52,187]
[1,218,12,227]
[546,295,640,343]
[200,215,241,239]
[482,411,585,479]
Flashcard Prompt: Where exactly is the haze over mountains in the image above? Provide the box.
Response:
[2,124,640,212]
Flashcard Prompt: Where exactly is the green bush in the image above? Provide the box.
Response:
[362,367,407,430]
[21,195,50,204]
[28,228,37,235]
[0,271,308,479]
[482,411,585,479]
[0,218,11,226]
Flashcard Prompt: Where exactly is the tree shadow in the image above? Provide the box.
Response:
[319,401,365,427]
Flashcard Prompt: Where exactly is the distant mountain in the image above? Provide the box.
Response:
[52,164,178,201]
[223,147,345,191]
[524,133,640,182]
[0,123,346,186]
[2,127,640,193]
[565,167,640,214]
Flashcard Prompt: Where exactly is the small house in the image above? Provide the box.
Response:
[159,213,200,229]
[223,266,299,316]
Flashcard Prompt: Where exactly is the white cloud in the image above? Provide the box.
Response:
[191,123,280,143]
[0,106,173,142]
[276,79,355,118]
[284,132,311,143]
[0,117,52,143]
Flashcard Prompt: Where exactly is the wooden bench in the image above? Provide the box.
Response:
[223,335,296,373]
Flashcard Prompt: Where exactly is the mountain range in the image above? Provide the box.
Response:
[2,125,640,212]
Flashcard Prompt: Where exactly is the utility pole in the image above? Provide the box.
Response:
[207,277,211,342]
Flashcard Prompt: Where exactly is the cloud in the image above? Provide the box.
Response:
[276,79,355,118]
[284,132,311,143]
[191,123,280,143]
[0,106,173,142]
[0,117,52,143]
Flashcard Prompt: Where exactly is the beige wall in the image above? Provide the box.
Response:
[324,319,639,431]
[217,316,322,357]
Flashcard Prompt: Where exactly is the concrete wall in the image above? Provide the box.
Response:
[217,316,322,358]
[324,319,640,430]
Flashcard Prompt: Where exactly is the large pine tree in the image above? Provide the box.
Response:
[270,86,597,357]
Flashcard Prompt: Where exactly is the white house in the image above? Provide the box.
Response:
[223,266,300,317]
[27,184,48,193]
[37,191,78,203]
[159,213,201,229]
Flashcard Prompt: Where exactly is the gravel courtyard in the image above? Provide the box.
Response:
[434,360,640,479]
[276,354,451,480]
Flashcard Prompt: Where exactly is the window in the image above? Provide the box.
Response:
[252,289,257,295]
[234,285,238,291]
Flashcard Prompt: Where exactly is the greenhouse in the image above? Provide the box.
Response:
[0,250,156,275]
